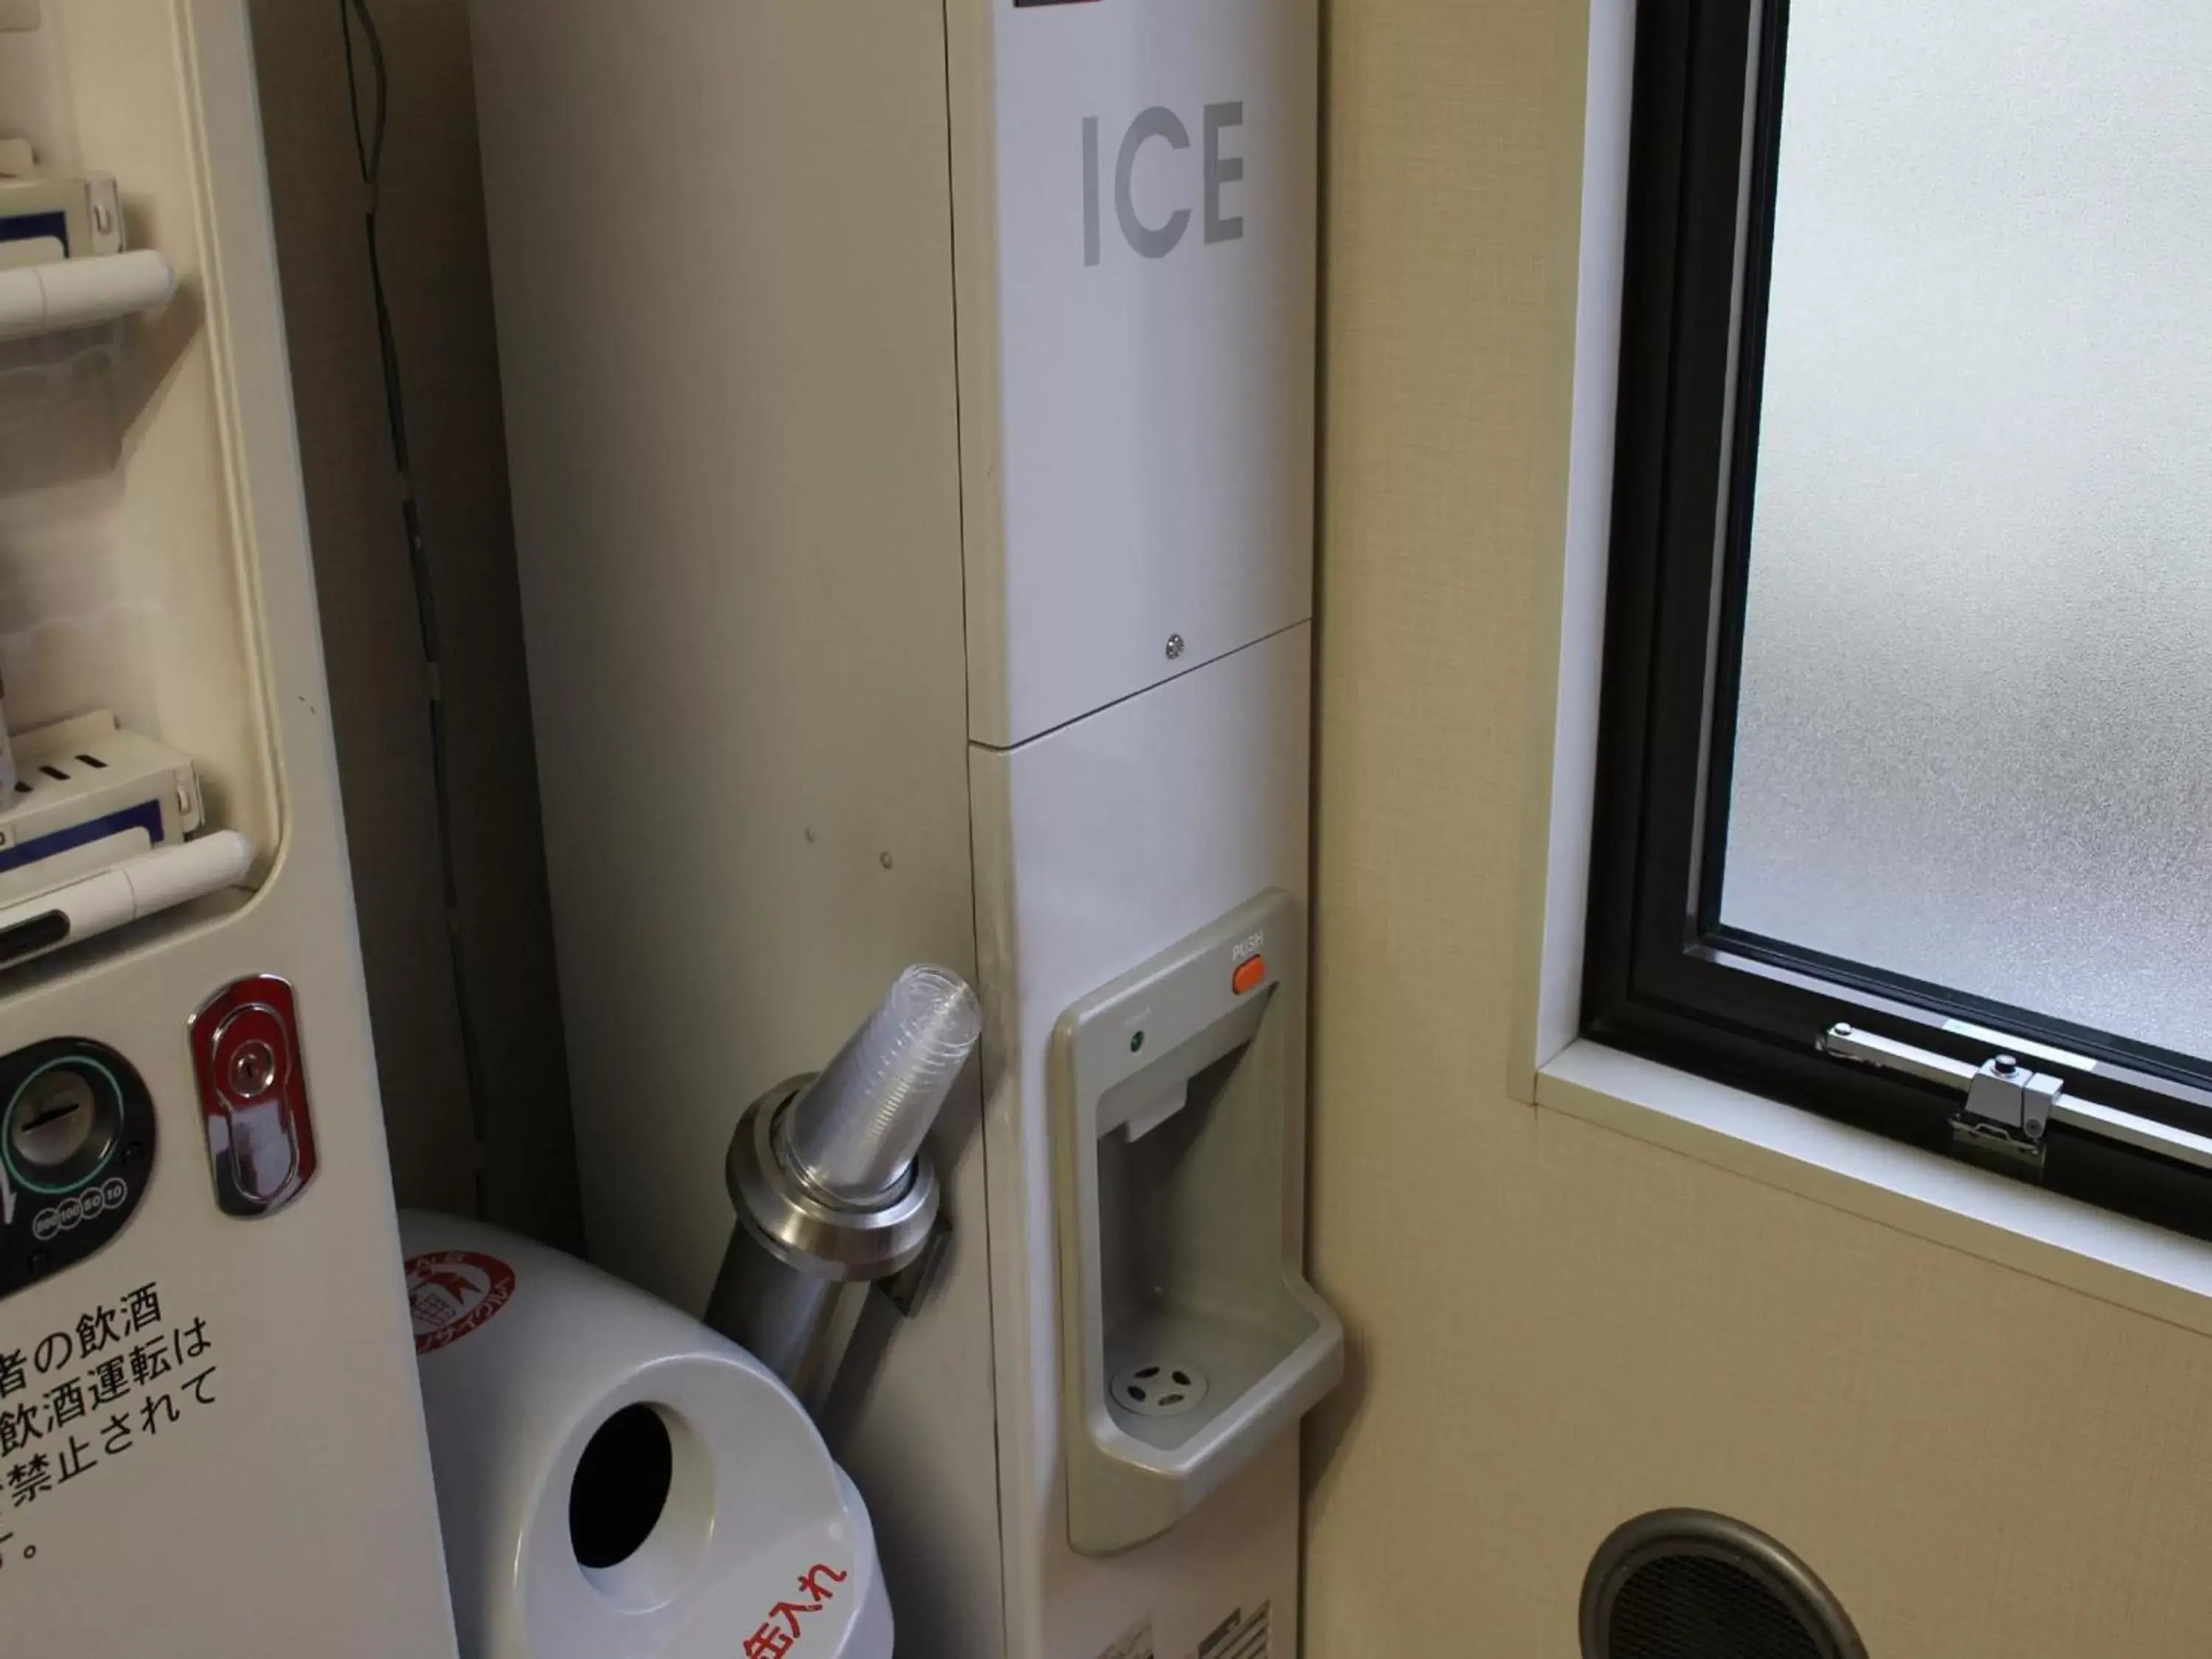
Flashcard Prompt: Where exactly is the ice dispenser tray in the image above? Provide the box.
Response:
[1050,888,1343,1557]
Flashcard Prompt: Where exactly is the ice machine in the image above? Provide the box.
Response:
[469,1,1339,1654]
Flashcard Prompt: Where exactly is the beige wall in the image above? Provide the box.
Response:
[248,0,580,1247]
[1304,3,2212,1655]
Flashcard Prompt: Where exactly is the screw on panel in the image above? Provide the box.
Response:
[1165,634,1186,661]
[880,852,894,869]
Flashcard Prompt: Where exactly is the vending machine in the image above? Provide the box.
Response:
[470,2,1338,1655]
[0,2,456,1649]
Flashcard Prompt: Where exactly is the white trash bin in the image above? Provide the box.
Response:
[401,1213,894,1659]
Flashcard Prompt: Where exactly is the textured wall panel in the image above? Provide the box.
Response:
[1305,1,2212,1654]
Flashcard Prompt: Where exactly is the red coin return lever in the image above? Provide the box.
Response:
[190,974,319,1218]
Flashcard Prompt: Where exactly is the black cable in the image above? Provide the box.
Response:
[339,0,491,1208]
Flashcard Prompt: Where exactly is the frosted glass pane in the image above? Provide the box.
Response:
[1721,1,2212,1062]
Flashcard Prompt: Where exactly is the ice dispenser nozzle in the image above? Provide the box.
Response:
[1051,888,1343,1556]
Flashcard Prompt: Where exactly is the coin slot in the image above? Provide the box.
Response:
[4,1060,122,1194]
[15,1076,95,1158]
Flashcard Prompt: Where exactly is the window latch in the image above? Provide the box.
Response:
[1819,1022,2212,1180]
[1820,1023,2057,1174]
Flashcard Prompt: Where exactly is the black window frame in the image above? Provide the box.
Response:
[1584,0,2212,1237]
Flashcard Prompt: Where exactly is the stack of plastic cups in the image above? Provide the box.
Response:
[706,964,982,1413]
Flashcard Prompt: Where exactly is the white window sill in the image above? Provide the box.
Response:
[1535,1040,2212,1337]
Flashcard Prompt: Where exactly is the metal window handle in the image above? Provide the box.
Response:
[1820,1023,2212,1176]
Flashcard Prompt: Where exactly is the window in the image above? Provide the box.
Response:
[1587,0,2212,1234]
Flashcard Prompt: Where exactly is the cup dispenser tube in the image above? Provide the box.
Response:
[708,965,981,1412]
[1051,889,1343,1557]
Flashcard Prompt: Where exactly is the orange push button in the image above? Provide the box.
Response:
[1231,955,1267,996]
